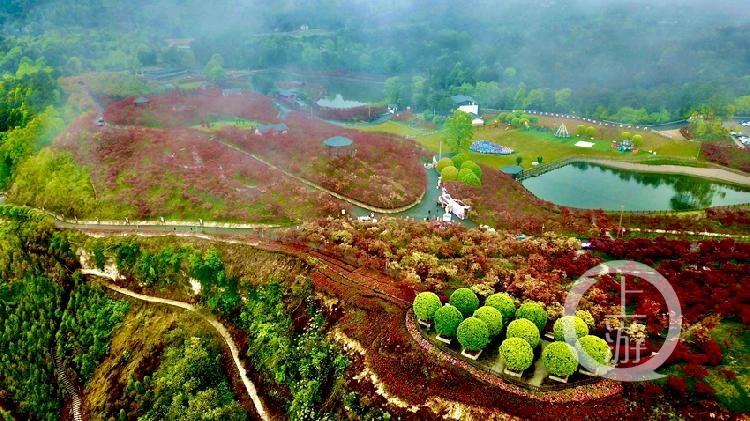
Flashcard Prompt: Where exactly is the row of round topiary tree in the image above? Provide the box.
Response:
[435,154,482,185]
[413,288,613,381]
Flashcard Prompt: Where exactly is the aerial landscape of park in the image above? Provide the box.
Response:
[1,0,750,420]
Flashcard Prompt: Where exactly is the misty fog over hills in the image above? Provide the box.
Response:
[1,0,749,121]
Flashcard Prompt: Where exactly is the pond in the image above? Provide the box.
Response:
[521,162,750,211]
[316,93,368,109]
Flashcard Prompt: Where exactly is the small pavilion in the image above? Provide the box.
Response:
[501,165,524,179]
[323,136,356,157]
[134,96,150,106]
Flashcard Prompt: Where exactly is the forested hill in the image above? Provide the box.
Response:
[2,0,750,122]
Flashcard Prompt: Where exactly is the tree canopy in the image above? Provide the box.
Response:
[443,110,473,153]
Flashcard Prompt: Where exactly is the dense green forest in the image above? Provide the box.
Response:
[1,0,750,123]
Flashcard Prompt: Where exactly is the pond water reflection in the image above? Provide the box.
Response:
[521,162,750,211]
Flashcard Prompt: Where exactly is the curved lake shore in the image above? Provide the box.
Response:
[578,158,750,187]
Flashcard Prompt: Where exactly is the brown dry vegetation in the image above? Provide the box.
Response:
[83,302,238,420]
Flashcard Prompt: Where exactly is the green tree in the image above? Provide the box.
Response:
[443,110,473,152]
[621,131,631,140]
[449,288,479,318]
[585,126,596,138]
[412,292,442,321]
[472,306,502,337]
[631,134,642,146]
[434,305,463,338]
[384,76,411,107]
[203,53,225,82]
[506,318,541,348]
[576,335,612,369]
[515,156,523,166]
[435,157,454,173]
[515,302,547,332]
[542,342,578,377]
[576,125,586,136]
[440,166,459,182]
[552,316,589,341]
[456,317,489,351]
[554,88,572,111]
[458,168,481,185]
[460,161,482,178]
[485,293,516,326]
[8,148,95,217]
[451,153,470,169]
[500,337,534,372]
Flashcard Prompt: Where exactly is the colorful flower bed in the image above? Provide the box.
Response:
[470,140,514,155]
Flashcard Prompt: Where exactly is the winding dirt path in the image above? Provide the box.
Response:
[81,270,270,421]
[578,158,750,186]
[215,138,425,214]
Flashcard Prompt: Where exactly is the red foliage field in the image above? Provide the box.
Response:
[219,112,426,208]
[54,116,346,222]
[700,140,750,172]
[104,88,279,128]
[100,90,425,210]
[289,219,747,418]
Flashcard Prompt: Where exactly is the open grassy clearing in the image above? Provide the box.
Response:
[358,118,702,170]
[189,117,263,132]
[706,321,750,413]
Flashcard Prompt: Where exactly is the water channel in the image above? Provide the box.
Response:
[522,162,750,211]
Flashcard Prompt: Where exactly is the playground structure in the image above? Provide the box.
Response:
[437,189,471,220]
[612,139,637,153]
[555,123,570,138]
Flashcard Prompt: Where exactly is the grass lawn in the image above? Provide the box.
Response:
[356,121,444,151]
[357,120,703,170]
[705,321,750,413]
[190,118,261,132]
[656,320,749,414]
[178,81,205,90]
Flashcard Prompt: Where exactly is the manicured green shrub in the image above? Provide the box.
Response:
[435,157,454,173]
[543,342,579,377]
[441,166,459,182]
[412,292,442,321]
[485,293,516,326]
[457,317,489,351]
[576,310,596,329]
[460,160,482,178]
[450,288,480,318]
[500,337,534,372]
[516,302,548,332]
[506,318,540,348]
[458,168,481,185]
[451,153,470,169]
[434,305,464,338]
[553,316,589,341]
[576,335,612,369]
[473,306,503,337]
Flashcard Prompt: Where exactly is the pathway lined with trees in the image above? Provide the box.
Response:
[79,270,271,421]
